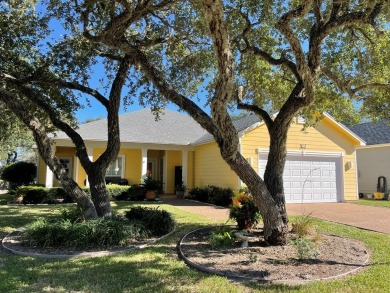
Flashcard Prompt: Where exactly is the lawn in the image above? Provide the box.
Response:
[1,196,390,292]
[352,199,390,208]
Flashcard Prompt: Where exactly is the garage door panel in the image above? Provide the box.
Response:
[259,154,341,203]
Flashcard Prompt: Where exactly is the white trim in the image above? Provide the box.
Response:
[147,158,158,180]
[297,116,306,124]
[45,164,53,188]
[256,149,344,158]
[105,155,125,178]
[354,151,359,199]
[141,148,148,182]
[356,143,390,150]
[86,148,94,187]
[323,112,366,146]
[74,156,79,184]
[53,139,197,151]
[163,153,168,191]
[238,138,243,190]
[182,150,188,187]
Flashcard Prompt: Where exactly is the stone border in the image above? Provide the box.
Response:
[2,227,176,259]
[178,226,370,284]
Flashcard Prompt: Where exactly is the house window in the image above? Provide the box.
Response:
[106,156,125,177]
[59,158,72,176]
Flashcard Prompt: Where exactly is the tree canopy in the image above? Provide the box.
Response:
[1,0,389,244]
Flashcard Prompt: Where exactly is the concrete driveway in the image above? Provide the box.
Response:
[287,202,390,234]
[165,198,390,234]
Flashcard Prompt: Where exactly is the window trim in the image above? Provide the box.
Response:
[104,155,126,178]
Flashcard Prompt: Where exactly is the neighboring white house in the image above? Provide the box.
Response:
[348,120,390,196]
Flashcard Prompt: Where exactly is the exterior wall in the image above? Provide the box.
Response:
[240,117,360,201]
[93,147,142,185]
[356,145,390,194]
[166,150,181,193]
[194,143,238,190]
[37,156,47,185]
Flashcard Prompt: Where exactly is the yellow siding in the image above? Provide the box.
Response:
[240,117,359,200]
[124,149,142,185]
[194,143,238,190]
[166,150,181,193]
[93,148,142,185]
[37,156,46,185]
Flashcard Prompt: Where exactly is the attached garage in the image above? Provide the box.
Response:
[258,152,343,203]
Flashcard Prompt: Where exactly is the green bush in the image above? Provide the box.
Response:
[106,184,131,197]
[48,187,74,203]
[209,226,236,249]
[125,206,175,236]
[187,185,233,207]
[18,186,48,204]
[115,184,145,201]
[1,161,36,188]
[209,187,234,206]
[22,217,149,249]
[16,186,74,204]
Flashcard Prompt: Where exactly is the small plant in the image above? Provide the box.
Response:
[292,237,318,260]
[248,253,258,263]
[142,177,163,192]
[125,206,175,236]
[209,226,236,249]
[229,193,260,230]
[291,214,321,242]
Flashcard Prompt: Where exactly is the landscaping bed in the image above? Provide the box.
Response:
[179,226,369,284]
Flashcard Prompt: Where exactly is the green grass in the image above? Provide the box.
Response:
[1,200,390,292]
[352,199,390,208]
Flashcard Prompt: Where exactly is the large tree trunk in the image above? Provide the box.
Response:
[224,153,289,245]
[87,169,112,217]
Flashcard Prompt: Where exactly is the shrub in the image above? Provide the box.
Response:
[187,185,233,206]
[22,217,149,249]
[1,161,36,188]
[125,206,175,236]
[229,193,261,230]
[48,187,74,203]
[115,184,145,201]
[106,184,131,197]
[209,187,234,206]
[209,226,236,249]
[187,186,211,202]
[17,186,48,204]
[16,186,74,204]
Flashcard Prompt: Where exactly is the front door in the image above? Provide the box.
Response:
[147,158,158,180]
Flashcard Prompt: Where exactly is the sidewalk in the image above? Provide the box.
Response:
[164,198,390,234]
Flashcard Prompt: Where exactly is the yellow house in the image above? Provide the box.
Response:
[37,109,365,203]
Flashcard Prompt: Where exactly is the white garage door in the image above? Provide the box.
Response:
[259,155,341,203]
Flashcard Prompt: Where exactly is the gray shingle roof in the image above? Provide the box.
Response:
[54,108,207,145]
[192,112,261,145]
[347,120,390,145]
